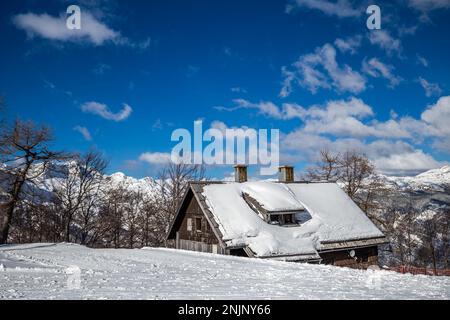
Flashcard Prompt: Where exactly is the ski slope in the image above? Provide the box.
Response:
[0,243,449,300]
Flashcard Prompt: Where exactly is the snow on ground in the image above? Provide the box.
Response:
[0,243,449,300]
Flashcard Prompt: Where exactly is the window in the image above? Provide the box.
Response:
[284,214,294,224]
[294,211,312,224]
[187,218,192,231]
[195,217,202,232]
[269,215,280,224]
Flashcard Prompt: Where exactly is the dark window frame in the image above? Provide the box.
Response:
[195,217,202,232]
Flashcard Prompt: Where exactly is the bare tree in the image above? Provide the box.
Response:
[306,150,341,181]
[139,197,160,247]
[0,120,66,244]
[439,208,450,269]
[101,184,128,248]
[420,218,439,273]
[122,188,143,248]
[52,150,107,242]
[157,162,206,236]
[338,151,375,200]
[305,149,383,205]
[76,182,104,245]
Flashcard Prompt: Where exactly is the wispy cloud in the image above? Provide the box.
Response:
[280,43,366,96]
[73,125,92,141]
[286,0,361,18]
[81,101,132,121]
[334,35,362,55]
[43,79,56,89]
[152,118,164,131]
[215,99,307,120]
[216,97,450,175]
[217,95,450,145]
[276,96,450,175]
[92,63,111,75]
[368,30,402,57]
[139,152,171,164]
[416,54,429,67]
[12,10,150,49]
[231,87,248,94]
[407,0,450,21]
[418,77,443,97]
[362,58,402,88]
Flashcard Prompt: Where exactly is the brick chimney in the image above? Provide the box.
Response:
[279,166,294,183]
[234,165,248,183]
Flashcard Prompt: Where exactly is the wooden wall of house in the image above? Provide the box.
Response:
[175,195,222,254]
[319,246,379,269]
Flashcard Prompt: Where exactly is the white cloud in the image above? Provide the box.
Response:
[421,96,450,136]
[279,67,296,98]
[418,77,443,97]
[43,79,56,89]
[218,97,414,139]
[152,118,164,131]
[219,95,450,143]
[12,11,150,48]
[299,98,403,138]
[372,150,444,175]
[93,63,111,75]
[13,12,118,45]
[282,129,444,175]
[73,126,92,141]
[281,43,366,95]
[81,102,132,121]
[215,99,307,120]
[217,96,450,175]
[416,54,429,67]
[408,0,450,10]
[368,30,402,56]
[231,87,248,94]
[286,0,361,18]
[334,35,362,54]
[362,58,402,87]
[138,152,171,164]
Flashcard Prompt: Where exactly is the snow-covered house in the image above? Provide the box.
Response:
[167,166,388,268]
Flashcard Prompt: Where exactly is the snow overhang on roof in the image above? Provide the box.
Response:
[241,182,305,212]
[199,181,386,259]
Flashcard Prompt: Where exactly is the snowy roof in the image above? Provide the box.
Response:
[194,181,385,259]
[241,182,305,212]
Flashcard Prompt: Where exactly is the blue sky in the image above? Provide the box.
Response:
[1,0,449,178]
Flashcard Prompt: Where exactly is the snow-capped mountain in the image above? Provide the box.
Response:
[106,172,159,194]
[4,161,450,200]
[0,161,161,203]
[377,166,450,192]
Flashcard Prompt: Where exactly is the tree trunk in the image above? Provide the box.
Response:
[0,177,27,244]
[65,213,72,243]
[0,205,13,244]
[431,244,437,275]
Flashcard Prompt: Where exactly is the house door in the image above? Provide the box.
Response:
[212,244,218,254]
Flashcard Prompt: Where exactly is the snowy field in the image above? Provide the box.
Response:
[0,243,449,300]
